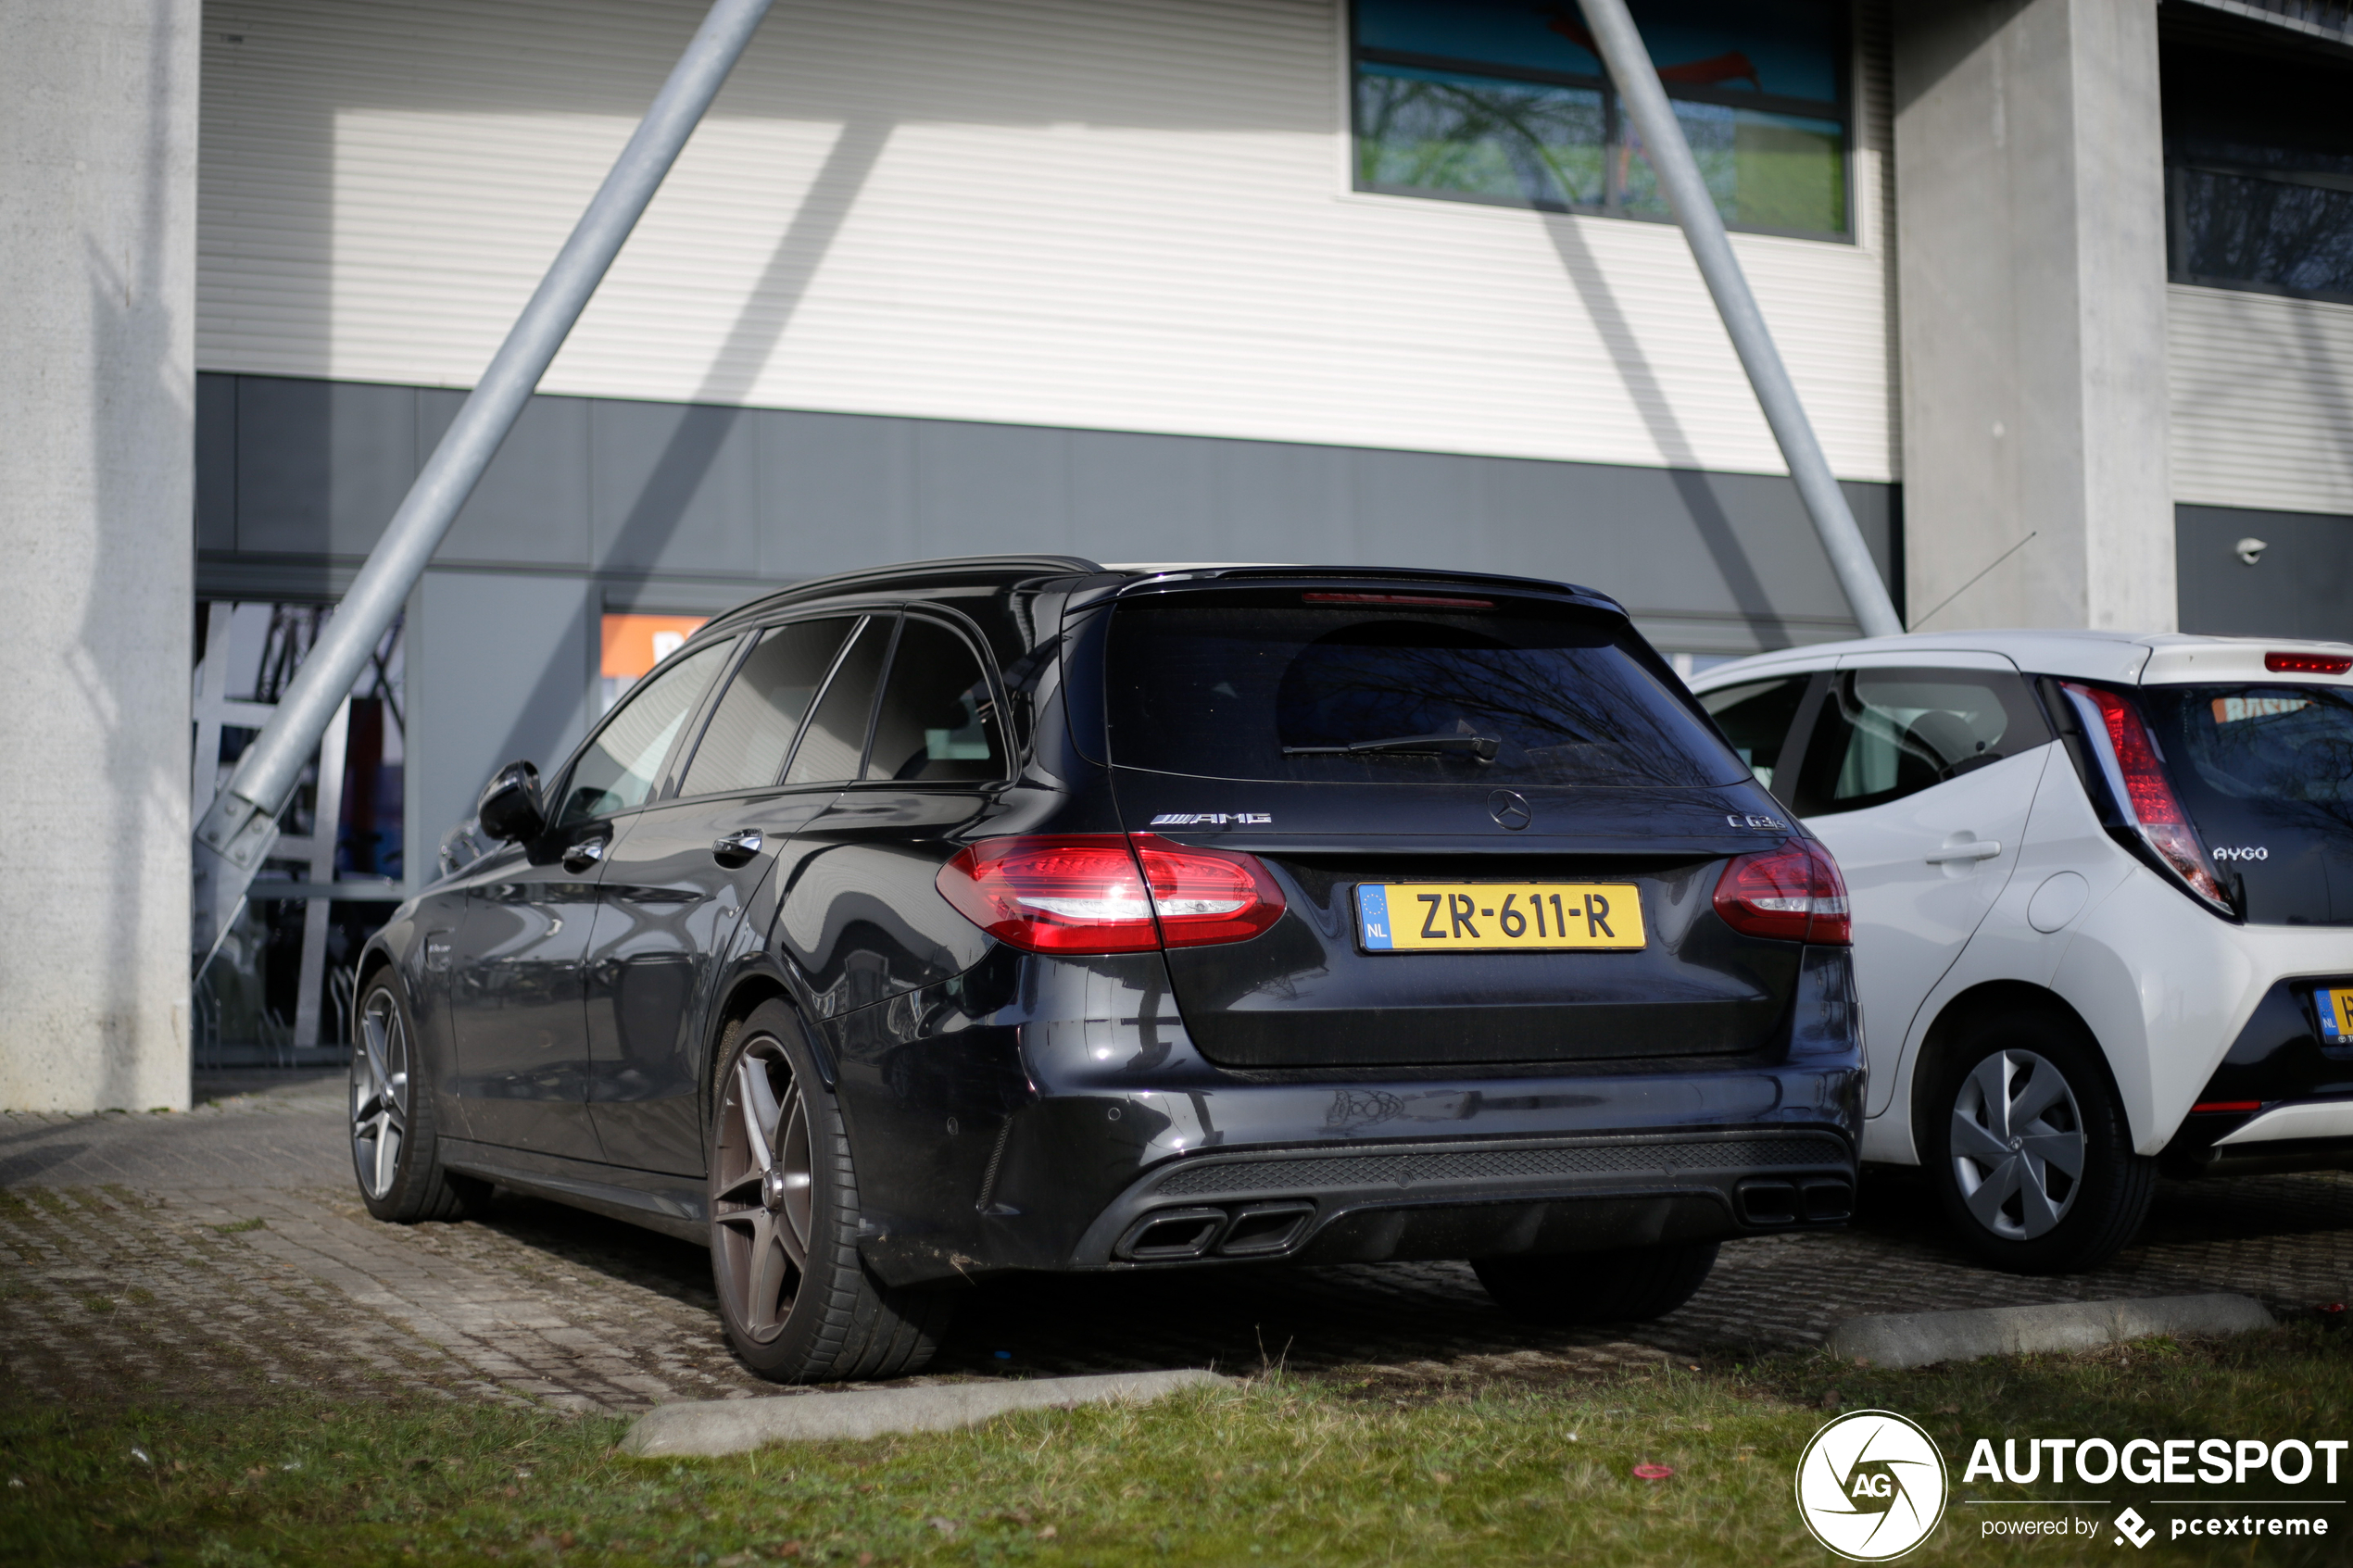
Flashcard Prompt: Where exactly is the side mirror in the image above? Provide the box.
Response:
[475,760,546,844]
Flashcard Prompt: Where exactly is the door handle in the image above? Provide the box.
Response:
[561,837,607,873]
[711,829,764,867]
[1925,840,2002,864]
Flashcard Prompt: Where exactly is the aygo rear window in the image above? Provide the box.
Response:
[1103,594,1743,788]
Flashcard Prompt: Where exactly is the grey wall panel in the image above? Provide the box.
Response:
[912,420,1072,547]
[195,374,236,555]
[2177,504,2353,642]
[418,387,592,568]
[196,372,1898,647]
[591,398,761,575]
[756,408,916,579]
[1067,428,1227,561]
[193,376,1901,648]
[413,569,594,858]
[233,377,417,558]
[197,371,1911,859]
[1212,438,1354,564]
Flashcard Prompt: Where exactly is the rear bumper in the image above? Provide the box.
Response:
[832,946,1865,1287]
[1070,1128,1855,1270]
[2162,975,2353,1176]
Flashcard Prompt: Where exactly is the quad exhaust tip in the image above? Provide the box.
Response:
[1114,1200,1317,1261]
[1735,1175,1853,1225]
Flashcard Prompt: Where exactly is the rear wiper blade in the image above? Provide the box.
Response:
[1282,732,1501,762]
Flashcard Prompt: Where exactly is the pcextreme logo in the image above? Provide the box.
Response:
[1795,1410,1951,1561]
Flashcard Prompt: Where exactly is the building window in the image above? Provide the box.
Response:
[1350,0,1850,239]
[193,600,407,1064]
[2163,38,2353,306]
[600,611,710,712]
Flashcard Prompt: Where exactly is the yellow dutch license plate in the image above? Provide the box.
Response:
[2319,988,2353,1046]
[1355,883,1646,952]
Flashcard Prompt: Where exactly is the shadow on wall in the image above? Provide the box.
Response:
[481,116,896,780]
[197,0,1903,845]
[1540,212,1797,646]
[73,4,195,1108]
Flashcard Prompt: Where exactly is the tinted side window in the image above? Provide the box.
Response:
[679,618,856,797]
[1794,669,2051,817]
[783,614,890,786]
[866,618,1005,783]
[1699,675,1812,795]
[558,641,734,825]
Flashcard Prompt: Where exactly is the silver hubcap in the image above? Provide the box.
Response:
[711,1041,813,1344]
[350,988,409,1200]
[1950,1048,2086,1241]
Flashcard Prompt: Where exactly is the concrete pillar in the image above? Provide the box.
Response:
[0,2,200,1110]
[1893,0,2174,633]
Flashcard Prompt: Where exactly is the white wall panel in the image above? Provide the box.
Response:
[198,0,1897,482]
[2170,283,2353,517]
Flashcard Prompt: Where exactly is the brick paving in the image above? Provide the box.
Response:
[5,1072,2351,1415]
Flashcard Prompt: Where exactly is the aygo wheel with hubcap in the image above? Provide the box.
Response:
[1926,1009,2154,1274]
[708,1001,954,1381]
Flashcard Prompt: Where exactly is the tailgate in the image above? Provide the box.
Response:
[1163,846,1792,1069]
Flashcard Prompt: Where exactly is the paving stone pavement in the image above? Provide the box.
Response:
[5,1072,2350,1415]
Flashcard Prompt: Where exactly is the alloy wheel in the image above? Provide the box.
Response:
[1949,1048,2087,1241]
[350,988,409,1199]
[712,1040,814,1343]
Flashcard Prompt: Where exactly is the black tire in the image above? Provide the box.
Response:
[708,1001,955,1382]
[1472,1242,1719,1324]
[1924,1007,2155,1274]
[350,973,490,1223]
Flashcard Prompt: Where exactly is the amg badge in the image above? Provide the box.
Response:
[1149,812,1272,826]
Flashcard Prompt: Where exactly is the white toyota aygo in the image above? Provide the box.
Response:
[1691,632,2353,1273]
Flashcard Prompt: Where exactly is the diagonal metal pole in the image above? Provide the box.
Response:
[192,0,775,966]
[1574,0,1903,641]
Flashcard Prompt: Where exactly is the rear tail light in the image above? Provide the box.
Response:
[1131,834,1288,946]
[936,834,1285,954]
[2266,651,2353,675]
[2059,683,2233,914]
[1713,839,1850,944]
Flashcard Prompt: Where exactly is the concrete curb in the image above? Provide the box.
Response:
[622,1369,1238,1457]
[1827,1292,2274,1370]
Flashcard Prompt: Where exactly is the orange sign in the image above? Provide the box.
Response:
[600,614,708,680]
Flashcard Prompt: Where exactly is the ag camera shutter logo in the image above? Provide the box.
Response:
[1795,1410,1949,1561]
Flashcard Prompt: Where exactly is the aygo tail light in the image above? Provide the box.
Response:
[936,834,1286,954]
[2059,682,2233,915]
[1712,838,1851,944]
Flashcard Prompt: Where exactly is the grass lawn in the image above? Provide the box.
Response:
[5,1324,2349,1565]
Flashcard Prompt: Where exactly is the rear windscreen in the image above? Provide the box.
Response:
[2137,684,2353,922]
[1103,594,1745,787]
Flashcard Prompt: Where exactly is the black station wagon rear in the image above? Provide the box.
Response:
[350,557,1863,1381]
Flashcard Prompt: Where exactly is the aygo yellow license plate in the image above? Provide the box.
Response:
[1355,883,1646,952]
[2319,988,2353,1046]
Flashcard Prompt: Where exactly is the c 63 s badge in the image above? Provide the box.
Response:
[1795,1410,1949,1561]
[1150,813,1271,827]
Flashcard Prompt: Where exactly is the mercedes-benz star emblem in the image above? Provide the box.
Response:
[1488,790,1532,831]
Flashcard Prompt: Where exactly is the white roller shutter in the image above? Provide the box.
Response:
[198,0,1898,482]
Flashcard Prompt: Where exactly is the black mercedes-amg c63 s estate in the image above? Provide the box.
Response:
[349,556,1862,1381]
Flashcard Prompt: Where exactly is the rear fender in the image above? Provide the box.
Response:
[2051,868,2311,1155]
[1861,748,2136,1161]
